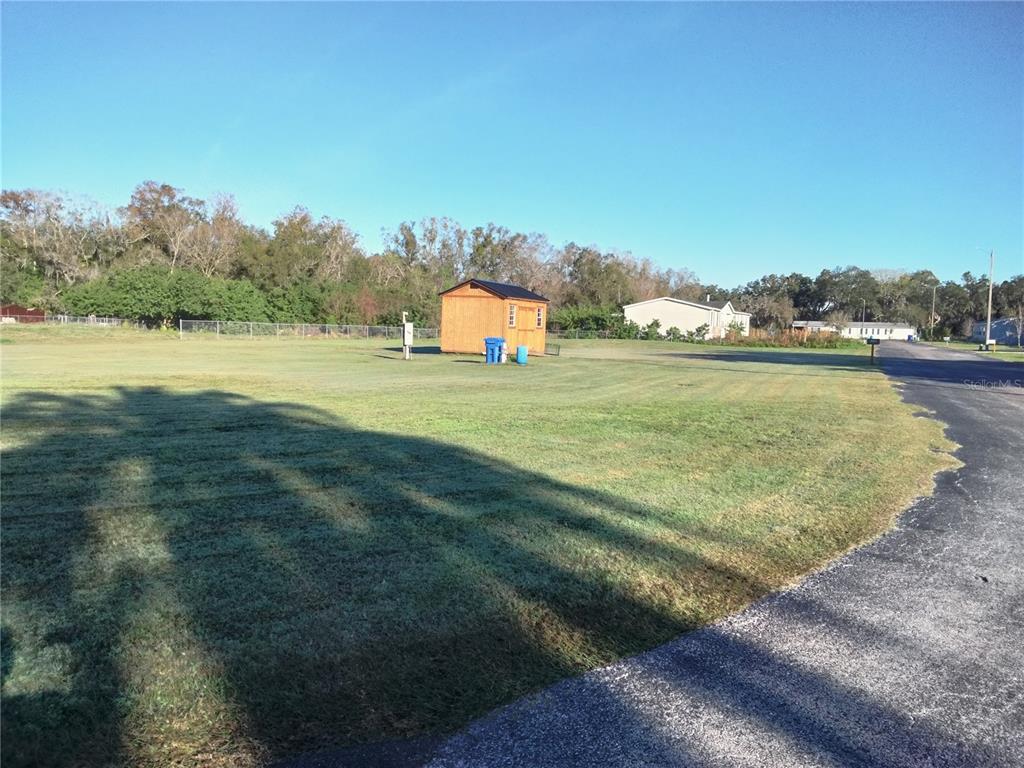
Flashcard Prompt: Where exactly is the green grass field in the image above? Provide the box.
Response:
[923,339,1024,363]
[0,326,957,767]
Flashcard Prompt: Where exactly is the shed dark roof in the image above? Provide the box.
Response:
[440,279,549,302]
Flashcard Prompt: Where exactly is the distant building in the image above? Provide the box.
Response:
[840,321,918,340]
[970,318,1021,345]
[792,320,917,340]
[0,304,45,323]
[622,296,751,338]
[791,321,833,333]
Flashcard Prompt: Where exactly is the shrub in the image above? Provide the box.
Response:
[641,319,662,340]
[685,323,709,342]
[614,320,641,339]
[726,320,746,338]
[549,304,621,331]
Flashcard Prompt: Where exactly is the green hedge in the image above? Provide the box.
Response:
[64,267,271,327]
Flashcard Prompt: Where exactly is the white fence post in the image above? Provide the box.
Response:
[249,322,253,338]
[179,319,183,340]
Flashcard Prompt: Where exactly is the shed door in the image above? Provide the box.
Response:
[517,304,538,351]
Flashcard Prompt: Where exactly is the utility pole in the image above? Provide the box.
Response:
[861,298,866,323]
[985,250,995,348]
[930,284,937,340]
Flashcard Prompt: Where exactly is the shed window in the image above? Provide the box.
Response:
[508,304,517,328]
[536,307,544,328]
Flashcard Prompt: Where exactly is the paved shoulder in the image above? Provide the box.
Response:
[424,342,1023,768]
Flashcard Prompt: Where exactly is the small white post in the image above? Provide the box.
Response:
[402,311,411,360]
[179,318,183,340]
[216,320,220,337]
[249,322,253,338]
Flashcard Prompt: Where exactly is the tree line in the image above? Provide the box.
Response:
[2,181,1021,339]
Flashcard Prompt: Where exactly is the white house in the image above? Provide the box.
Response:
[623,296,751,338]
[792,320,917,340]
[840,321,917,340]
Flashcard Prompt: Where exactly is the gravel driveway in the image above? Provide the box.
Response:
[419,341,1023,768]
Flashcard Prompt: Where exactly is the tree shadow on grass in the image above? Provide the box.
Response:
[0,386,986,767]
[1,387,759,767]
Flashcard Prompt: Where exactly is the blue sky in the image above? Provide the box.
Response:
[2,2,1021,286]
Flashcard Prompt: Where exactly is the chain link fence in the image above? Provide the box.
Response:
[179,319,438,340]
[0,314,129,326]
[547,329,618,339]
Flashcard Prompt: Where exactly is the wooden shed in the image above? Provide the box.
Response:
[439,279,550,355]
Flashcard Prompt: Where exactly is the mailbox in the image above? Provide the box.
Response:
[866,337,880,345]
[402,322,414,347]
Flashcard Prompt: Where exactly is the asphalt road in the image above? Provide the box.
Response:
[281,342,1023,768]
[418,342,1023,768]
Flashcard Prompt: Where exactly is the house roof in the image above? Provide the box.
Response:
[622,296,751,316]
[440,279,549,302]
[846,321,915,329]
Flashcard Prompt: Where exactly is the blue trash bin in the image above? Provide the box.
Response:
[484,337,505,364]
[516,345,528,365]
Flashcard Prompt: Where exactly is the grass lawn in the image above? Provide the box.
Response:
[1,326,957,767]
[923,339,1024,363]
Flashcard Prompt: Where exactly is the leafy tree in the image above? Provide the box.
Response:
[120,181,205,269]
[814,266,880,320]
[5,179,1022,340]
[267,280,327,323]
[737,294,794,331]
[997,275,1024,347]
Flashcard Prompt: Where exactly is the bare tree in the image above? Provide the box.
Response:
[368,253,405,287]
[316,217,363,282]
[385,217,468,286]
[1,189,115,287]
[186,195,242,277]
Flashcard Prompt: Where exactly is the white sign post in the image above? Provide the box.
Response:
[401,311,413,360]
